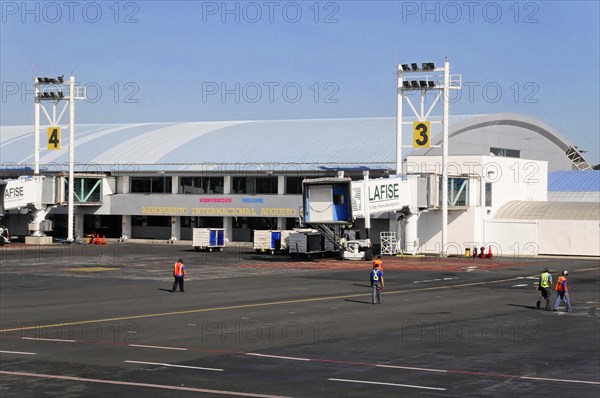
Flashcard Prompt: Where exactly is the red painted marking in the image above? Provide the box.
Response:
[234,257,524,271]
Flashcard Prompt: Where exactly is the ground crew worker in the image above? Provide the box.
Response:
[370,263,384,304]
[372,255,383,271]
[171,258,187,292]
[536,267,553,310]
[553,270,572,312]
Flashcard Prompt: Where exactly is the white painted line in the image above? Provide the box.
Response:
[129,344,187,351]
[329,378,446,391]
[0,370,292,397]
[519,375,600,385]
[125,360,223,372]
[0,350,37,355]
[21,337,76,343]
[511,284,528,287]
[246,353,311,361]
[376,364,448,373]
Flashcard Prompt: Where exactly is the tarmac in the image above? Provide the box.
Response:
[0,242,598,397]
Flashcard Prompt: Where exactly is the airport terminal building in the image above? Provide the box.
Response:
[1,113,598,255]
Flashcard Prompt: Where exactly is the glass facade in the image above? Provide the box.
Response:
[130,176,172,193]
[232,177,278,194]
[179,177,224,194]
[490,147,520,158]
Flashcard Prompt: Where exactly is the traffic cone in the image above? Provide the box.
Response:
[95,235,100,245]
[487,246,493,259]
[101,235,107,245]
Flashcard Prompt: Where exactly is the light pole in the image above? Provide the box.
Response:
[34,74,86,242]
[396,59,461,256]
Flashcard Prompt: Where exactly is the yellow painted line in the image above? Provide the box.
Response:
[2,267,598,333]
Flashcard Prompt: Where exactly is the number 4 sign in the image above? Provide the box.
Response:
[413,121,430,148]
[47,127,61,150]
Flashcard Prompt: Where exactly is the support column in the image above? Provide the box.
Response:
[121,215,131,240]
[121,176,130,194]
[75,213,84,239]
[277,175,285,230]
[223,216,233,243]
[403,213,419,254]
[170,177,180,242]
[170,216,180,242]
[389,214,400,254]
[223,175,231,194]
[363,171,370,240]
[171,175,179,194]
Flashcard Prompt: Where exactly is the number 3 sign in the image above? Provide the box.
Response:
[413,121,430,148]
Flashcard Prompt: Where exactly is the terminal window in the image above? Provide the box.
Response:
[232,177,278,194]
[440,177,469,206]
[130,176,172,193]
[485,183,492,207]
[490,147,520,158]
[286,177,304,194]
[180,177,224,194]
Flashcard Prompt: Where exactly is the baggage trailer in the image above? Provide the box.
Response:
[288,231,334,258]
[192,228,225,252]
[253,230,284,254]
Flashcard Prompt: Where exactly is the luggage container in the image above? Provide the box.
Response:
[192,228,225,252]
[288,231,334,258]
[253,230,283,254]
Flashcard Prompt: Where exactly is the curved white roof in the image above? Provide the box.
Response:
[0,113,584,172]
[495,201,600,221]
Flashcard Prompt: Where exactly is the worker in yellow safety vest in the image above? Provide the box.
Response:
[536,268,552,311]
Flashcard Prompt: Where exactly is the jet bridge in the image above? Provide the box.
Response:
[302,176,416,259]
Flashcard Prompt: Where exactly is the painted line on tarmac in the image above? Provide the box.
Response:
[129,344,188,351]
[0,370,291,397]
[21,337,75,343]
[2,267,598,334]
[376,364,448,373]
[125,360,223,372]
[518,375,600,385]
[246,353,311,361]
[0,350,36,355]
[329,378,446,391]
[0,277,524,333]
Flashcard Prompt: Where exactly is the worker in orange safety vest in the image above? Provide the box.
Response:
[553,270,572,312]
[171,258,187,292]
[372,255,383,271]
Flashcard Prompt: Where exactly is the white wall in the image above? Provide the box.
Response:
[406,155,548,255]
[484,220,539,257]
[538,220,600,256]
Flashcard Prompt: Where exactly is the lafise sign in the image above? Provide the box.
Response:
[368,182,400,202]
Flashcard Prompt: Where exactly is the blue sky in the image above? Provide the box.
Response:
[1,1,599,164]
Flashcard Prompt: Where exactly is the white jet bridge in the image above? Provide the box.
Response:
[302,174,437,259]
